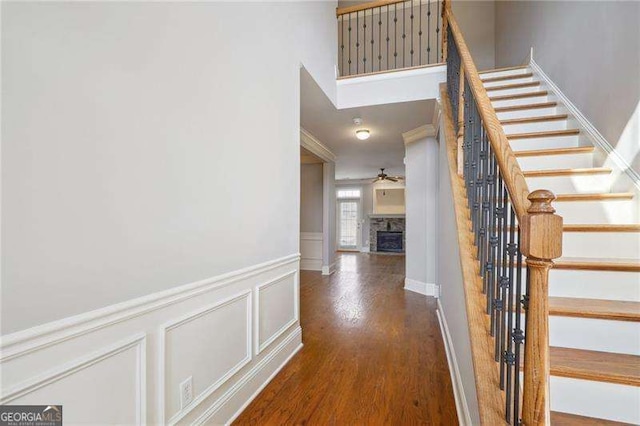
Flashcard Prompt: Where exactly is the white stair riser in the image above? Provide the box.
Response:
[502,119,568,134]
[516,152,594,171]
[526,174,612,194]
[496,106,558,120]
[492,94,548,108]
[551,377,640,425]
[562,232,640,259]
[483,76,534,88]
[480,67,532,80]
[548,269,640,302]
[508,135,579,150]
[549,316,640,355]
[486,84,542,97]
[554,200,638,224]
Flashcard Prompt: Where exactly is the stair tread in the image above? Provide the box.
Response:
[550,297,640,322]
[495,101,557,113]
[523,167,611,177]
[479,64,529,74]
[482,72,534,84]
[514,146,594,157]
[502,114,569,125]
[485,81,541,92]
[555,192,634,201]
[554,257,640,272]
[563,224,640,232]
[550,346,640,386]
[507,129,580,140]
[490,90,548,101]
[551,411,634,426]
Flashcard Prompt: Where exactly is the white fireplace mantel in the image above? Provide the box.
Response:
[369,214,406,219]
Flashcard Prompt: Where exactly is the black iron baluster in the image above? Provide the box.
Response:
[387,5,390,71]
[339,15,342,77]
[348,13,352,76]
[378,7,382,71]
[513,233,526,425]
[363,12,367,72]
[394,4,398,69]
[410,0,414,66]
[436,0,440,61]
[370,9,374,72]
[402,1,406,68]
[508,203,519,416]
[427,0,431,64]
[419,0,422,65]
[356,11,360,74]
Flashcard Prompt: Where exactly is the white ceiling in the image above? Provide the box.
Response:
[300,69,435,180]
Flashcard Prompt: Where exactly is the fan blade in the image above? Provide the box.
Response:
[372,177,380,183]
[386,177,398,182]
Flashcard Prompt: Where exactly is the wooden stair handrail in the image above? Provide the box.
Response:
[443,8,531,220]
[336,0,406,17]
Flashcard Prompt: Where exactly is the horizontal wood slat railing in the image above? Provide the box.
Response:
[441,2,563,425]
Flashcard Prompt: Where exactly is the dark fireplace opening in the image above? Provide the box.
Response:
[377,231,404,253]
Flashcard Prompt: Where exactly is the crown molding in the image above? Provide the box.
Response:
[300,128,337,163]
[402,124,437,146]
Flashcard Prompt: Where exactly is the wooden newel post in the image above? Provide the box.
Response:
[520,190,563,426]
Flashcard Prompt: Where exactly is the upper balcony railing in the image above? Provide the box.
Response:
[337,0,444,77]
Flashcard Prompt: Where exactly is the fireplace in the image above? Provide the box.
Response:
[376,231,404,253]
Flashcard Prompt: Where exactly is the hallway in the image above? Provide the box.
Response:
[234,253,458,425]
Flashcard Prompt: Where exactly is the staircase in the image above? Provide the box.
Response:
[480,65,640,425]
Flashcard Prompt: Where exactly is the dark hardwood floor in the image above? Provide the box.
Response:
[234,252,458,425]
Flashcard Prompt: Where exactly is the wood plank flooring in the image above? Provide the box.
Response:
[234,253,458,425]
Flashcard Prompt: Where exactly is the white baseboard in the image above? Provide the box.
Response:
[360,246,370,253]
[404,278,439,297]
[529,58,640,189]
[194,326,303,425]
[436,299,472,426]
[321,261,336,276]
[300,258,322,271]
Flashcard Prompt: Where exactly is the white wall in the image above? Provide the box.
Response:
[1,1,336,423]
[436,115,481,424]
[300,164,324,233]
[322,162,337,274]
[495,1,640,172]
[300,164,324,271]
[405,137,437,292]
[451,0,495,71]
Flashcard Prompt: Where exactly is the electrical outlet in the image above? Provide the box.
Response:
[180,376,193,410]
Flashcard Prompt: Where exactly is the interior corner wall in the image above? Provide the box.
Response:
[300,164,324,233]
[405,137,438,286]
[322,162,337,271]
[451,1,495,71]
[437,118,481,425]
[495,1,640,172]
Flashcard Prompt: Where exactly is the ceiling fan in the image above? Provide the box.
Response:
[372,168,403,183]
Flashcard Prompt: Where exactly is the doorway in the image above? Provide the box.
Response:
[337,188,362,251]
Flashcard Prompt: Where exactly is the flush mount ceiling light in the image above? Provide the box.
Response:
[356,129,371,140]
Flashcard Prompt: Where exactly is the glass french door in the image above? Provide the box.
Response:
[338,199,360,250]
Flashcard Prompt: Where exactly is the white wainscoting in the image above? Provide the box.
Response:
[300,232,323,271]
[0,254,301,425]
